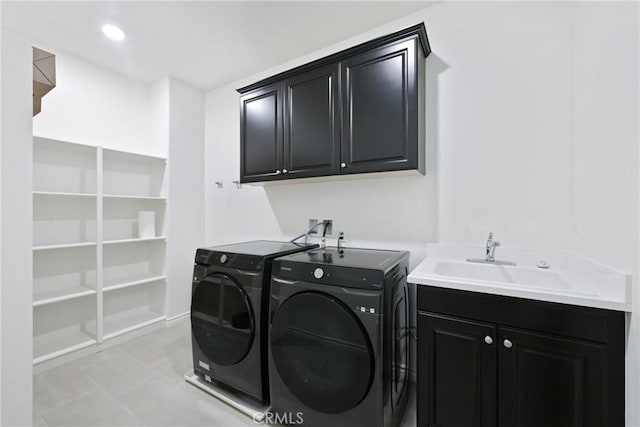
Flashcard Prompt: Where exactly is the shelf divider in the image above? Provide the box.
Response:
[97,146,104,344]
[33,287,97,307]
[103,194,166,201]
[103,274,166,293]
[33,241,97,251]
[33,191,97,197]
[103,236,167,245]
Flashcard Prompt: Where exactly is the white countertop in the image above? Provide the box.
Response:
[408,244,632,312]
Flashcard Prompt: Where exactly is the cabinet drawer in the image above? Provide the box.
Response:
[417,285,623,344]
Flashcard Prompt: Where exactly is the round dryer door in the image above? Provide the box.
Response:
[270,291,374,414]
[191,273,254,366]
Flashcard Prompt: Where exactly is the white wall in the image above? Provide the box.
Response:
[204,1,639,423]
[205,1,574,255]
[0,29,33,426]
[570,2,640,425]
[165,78,205,318]
[30,51,206,319]
[33,51,158,156]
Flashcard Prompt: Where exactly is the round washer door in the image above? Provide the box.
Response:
[270,291,374,414]
[191,273,254,366]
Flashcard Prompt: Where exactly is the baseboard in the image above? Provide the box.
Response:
[166,311,190,326]
[33,320,164,375]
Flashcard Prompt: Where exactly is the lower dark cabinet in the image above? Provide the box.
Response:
[498,327,606,427]
[417,286,625,427]
[418,313,496,427]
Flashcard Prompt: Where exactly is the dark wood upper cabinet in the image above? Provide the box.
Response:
[240,83,283,182]
[283,64,340,179]
[237,24,430,183]
[340,38,424,174]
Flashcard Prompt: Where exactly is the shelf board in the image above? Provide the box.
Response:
[103,194,166,201]
[104,274,166,292]
[102,147,167,162]
[33,191,97,198]
[33,328,96,365]
[34,136,96,151]
[103,311,165,340]
[103,236,167,245]
[33,286,97,307]
[33,241,97,251]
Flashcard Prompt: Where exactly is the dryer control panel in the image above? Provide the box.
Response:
[194,249,264,271]
[274,260,385,290]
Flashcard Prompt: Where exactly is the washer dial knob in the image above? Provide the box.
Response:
[313,268,325,279]
[220,254,228,264]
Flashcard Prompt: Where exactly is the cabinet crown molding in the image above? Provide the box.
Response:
[236,23,430,94]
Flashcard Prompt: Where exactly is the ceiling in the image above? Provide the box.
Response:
[1,1,433,91]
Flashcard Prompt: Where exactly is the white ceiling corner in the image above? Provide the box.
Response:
[1,1,434,91]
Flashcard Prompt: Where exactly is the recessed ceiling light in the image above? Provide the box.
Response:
[102,24,125,41]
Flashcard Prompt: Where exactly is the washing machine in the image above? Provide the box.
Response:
[268,246,411,427]
[190,240,317,404]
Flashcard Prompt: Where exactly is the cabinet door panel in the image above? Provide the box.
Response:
[240,84,282,182]
[341,39,419,174]
[418,313,497,427]
[498,327,606,427]
[284,65,340,178]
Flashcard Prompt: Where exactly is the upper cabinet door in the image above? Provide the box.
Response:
[340,38,423,175]
[283,64,340,179]
[240,83,283,183]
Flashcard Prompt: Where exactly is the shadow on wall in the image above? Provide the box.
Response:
[263,53,449,246]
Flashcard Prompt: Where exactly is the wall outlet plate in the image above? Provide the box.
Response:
[321,219,333,236]
[308,218,332,235]
[308,219,319,234]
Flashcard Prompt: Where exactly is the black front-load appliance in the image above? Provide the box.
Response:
[269,247,411,427]
[190,240,317,404]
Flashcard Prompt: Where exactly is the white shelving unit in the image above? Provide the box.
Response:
[33,294,98,364]
[103,281,166,340]
[32,137,168,367]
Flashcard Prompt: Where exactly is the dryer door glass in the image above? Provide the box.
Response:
[271,291,374,414]
[191,273,254,366]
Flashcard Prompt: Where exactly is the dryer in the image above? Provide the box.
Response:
[190,240,317,404]
[268,247,410,427]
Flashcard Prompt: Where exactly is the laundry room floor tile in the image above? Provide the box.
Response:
[33,319,418,427]
[38,388,141,427]
[77,347,162,397]
[33,363,104,414]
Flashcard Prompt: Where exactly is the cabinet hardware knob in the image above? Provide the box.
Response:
[275,170,281,175]
[283,169,288,173]
[341,162,347,168]
[503,339,513,349]
[484,335,493,345]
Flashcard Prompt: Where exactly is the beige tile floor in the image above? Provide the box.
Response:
[33,320,417,426]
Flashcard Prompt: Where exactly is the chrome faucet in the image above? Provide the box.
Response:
[467,232,516,266]
[486,232,500,262]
